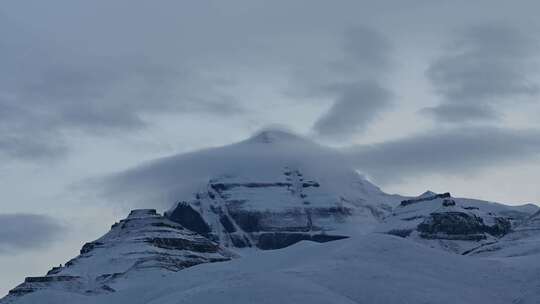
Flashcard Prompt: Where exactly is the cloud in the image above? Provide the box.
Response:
[1,8,397,159]
[333,27,392,74]
[93,126,540,209]
[0,214,64,253]
[0,13,245,161]
[421,103,499,123]
[313,82,392,138]
[311,26,394,139]
[90,128,356,209]
[346,127,540,184]
[0,135,67,161]
[425,25,540,123]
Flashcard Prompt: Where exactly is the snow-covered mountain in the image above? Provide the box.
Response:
[112,130,406,250]
[2,209,233,303]
[2,129,540,304]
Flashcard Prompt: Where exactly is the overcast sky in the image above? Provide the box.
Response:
[2,0,540,296]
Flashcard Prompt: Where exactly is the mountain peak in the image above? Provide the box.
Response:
[245,129,307,144]
[127,209,158,219]
[419,190,437,198]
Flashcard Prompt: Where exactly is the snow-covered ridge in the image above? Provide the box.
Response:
[2,209,232,302]
[378,191,534,254]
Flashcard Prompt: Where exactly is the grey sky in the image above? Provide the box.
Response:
[0,214,64,253]
[348,127,540,184]
[424,25,540,122]
[1,0,540,296]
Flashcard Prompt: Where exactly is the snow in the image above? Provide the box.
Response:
[9,234,540,304]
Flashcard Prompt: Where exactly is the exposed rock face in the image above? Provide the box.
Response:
[4,209,232,301]
[468,210,540,257]
[400,192,451,207]
[417,210,510,241]
[379,192,529,254]
[166,167,396,250]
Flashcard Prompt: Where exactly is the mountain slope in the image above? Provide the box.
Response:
[2,209,232,303]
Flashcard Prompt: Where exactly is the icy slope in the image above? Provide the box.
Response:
[2,209,232,302]
[7,234,540,304]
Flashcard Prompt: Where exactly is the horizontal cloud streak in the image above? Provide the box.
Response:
[0,214,64,254]
[347,127,540,183]
[93,127,540,209]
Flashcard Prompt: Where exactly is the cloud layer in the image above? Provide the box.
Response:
[0,214,64,254]
[95,127,540,208]
[348,127,540,183]
[425,25,540,123]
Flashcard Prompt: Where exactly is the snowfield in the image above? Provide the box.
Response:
[9,233,540,304]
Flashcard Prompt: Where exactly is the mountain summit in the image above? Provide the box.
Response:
[100,128,390,211]
[243,129,310,144]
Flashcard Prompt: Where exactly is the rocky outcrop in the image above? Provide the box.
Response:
[4,209,233,301]
[379,192,530,254]
[417,210,511,241]
[468,210,540,257]
[400,192,451,207]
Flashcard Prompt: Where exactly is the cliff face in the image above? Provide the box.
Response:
[469,210,540,257]
[166,167,394,250]
[4,209,232,301]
